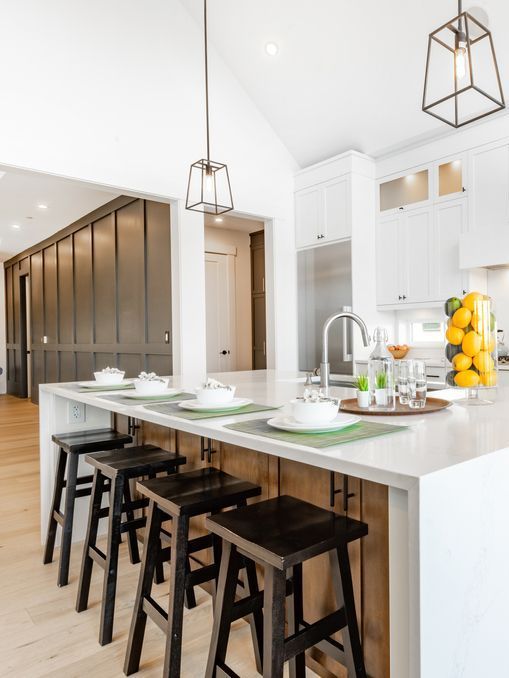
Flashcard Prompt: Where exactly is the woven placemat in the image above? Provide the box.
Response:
[224,418,407,449]
[99,392,195,406]
[75,383,135,393]
[144,402,280,420]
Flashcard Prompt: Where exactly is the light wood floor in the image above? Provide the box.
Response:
[0,395,314,677]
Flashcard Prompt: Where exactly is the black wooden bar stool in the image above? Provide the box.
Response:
[43,428,133,587]
[75,444,187,646]
[123,467,262,678]
[205,495,369,678]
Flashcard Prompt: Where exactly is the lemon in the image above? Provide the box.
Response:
[462,331,482,357]
[473,351,495,373]
[471,312,489,335]
[462,291,484,313]
[481,334,496,352]
[452,353,472,371]
[454,370,480,388]
[480,371,497,387]
[452,307,472,329]
[446,326,464,346]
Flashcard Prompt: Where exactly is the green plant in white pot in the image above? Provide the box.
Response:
[375,371,389,406]
[355,374,370,408]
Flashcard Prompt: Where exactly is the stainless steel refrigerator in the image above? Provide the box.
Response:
[297,241,353,376]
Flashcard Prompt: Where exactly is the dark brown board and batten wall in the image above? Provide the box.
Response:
[4,197,172,403]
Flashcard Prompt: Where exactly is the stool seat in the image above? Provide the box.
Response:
[206,495,368,569]
[52,428,133,454]
[137,466,261,517]
[85,444,186,479]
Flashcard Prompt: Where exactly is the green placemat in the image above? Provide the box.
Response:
[144,402,280,420]
[224,418,406,449]
[76,383,135,392]
[99,392,195,406]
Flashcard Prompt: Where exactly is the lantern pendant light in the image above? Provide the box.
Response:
[422,0,505,128]
[186,0,233,214]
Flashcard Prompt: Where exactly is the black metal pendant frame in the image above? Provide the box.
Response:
[422,8,505,128]
[186,0,234,214]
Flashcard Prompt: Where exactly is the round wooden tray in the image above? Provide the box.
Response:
[339,397,452,416]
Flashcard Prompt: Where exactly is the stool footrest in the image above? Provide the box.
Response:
[53,510,64,526]
[304,622,346,665]
[285,610,346,662]
[231,590,263,622]
[186,563,217,588]
[216,663,241,678]
[63,474,94,488]
[120,517,146,533]
[74,487,93,499]
[142,595,168,632]
[88,545,107,567]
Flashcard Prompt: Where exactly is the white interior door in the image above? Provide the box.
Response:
[205,252,236,373]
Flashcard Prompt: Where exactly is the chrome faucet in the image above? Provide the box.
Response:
[320,311,370,390]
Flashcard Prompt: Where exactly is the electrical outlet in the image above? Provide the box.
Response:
[67,400,86,424]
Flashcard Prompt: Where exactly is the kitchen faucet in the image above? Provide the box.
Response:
[320,311,370,390]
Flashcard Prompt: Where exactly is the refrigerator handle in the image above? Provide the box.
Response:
[342,305,353,362]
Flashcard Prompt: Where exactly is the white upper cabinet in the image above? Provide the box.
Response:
[379,168,429,213]
[295,176,350,248]
[376,214,402,306]
[434,155,466,202]
[432,198,467,300]
[469,140,509,236]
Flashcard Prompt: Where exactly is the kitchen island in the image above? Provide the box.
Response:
[39,371,509,678]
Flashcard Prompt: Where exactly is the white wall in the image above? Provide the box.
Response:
[0,0,299,379]
[204,226,253,371]
[487,269,509,339]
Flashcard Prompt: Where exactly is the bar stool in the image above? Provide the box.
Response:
[123,467,262,677]
[205,495,368,678]
[43,428,133,587]
[75,444,187,646]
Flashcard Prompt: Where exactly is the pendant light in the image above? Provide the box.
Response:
[422,0,505,128]
[186,0,233,214]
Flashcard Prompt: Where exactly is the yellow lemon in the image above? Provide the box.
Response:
[481,334,496,352]
[462,331,482,357]
[462,291,484,313]
[445,326,464,346]
[480,370,497,387]
[473,351,495,373]
[452,353,472,371]
[452,307,472,329]
[454,370,480,388]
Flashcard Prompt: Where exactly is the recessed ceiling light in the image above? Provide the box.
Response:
[11,224,21,230]
[265,42,279,56]
[214,217,224,223]
[37,203,48,209]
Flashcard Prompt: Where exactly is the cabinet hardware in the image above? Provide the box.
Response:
[329,472,355,511]
[200,437,216,464]
[462,187,466,192]
[262,276,265,293]
[220,350,228,355]
[263,341,266,356]
[398,295,402,300]
[402,295,407,300]
[399,206,404,211]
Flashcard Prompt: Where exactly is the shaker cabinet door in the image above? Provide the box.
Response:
[295,187,321,248]
[322,177,350,242]
[403,207,433,303]
[376,214,401,306]
[433,199,466,301]
[469,140,509,236]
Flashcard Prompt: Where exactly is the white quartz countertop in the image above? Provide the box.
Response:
[40,370,509,491]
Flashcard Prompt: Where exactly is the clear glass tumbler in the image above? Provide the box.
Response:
[408,360,427,409]
[397,360,410,405]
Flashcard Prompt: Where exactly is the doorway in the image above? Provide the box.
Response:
[204,214,266,373]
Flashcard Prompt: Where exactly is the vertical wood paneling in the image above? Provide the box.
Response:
[118,353,143,378]
[94,353,117,371]
[43,244,58,344]
[45,351,58,384]
[31,350,45,392]
[75,352,94,381]
[117,201,144,344]
[57,236,74,344]
[146,354,172,376]
[30,252,44,346]
[58,351,75,382]
[146,201,171,345]
[92,213,116,343]
[74,226,93,344]
[5,265,13,344]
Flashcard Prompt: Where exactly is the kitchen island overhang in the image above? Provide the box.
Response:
[38,371,509,678]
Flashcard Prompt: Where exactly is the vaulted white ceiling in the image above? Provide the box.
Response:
[180,0,509,166]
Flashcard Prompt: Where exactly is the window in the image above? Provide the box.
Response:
[411,321,444,344]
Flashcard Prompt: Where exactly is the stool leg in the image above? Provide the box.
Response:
[123,480,141,565]
[124,501,163,676]
[57,451,79,587]
[183,557,196,609]
[288,563,305,678]
[99,474,125,646]
[43,447,67,565]
[330,546,367,678]
[162,514,190,678]
[76,469,106,612]
[243,557,264,674]
[148,470,165,586]
[205,541,241,678]
[263,565,286,678]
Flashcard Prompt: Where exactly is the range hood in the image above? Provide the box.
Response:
[460,232,509,270]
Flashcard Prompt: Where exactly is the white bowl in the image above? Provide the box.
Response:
[94,371,125,385]
[133,378,169,395]
[291,398,339,424]
[195,386,236,406]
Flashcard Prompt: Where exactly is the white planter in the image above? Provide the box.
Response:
[356,390,370,408]
[375,388,388,406]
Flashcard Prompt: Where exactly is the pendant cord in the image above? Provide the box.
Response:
[458,0,463,32]
[204,0,210,164]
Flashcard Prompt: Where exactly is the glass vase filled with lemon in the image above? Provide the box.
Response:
[444,291,497,404]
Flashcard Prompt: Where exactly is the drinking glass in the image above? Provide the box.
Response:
[397,360,410,405]
[408,360,427,409]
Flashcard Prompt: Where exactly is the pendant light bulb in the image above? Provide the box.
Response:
[455,34,468,80]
